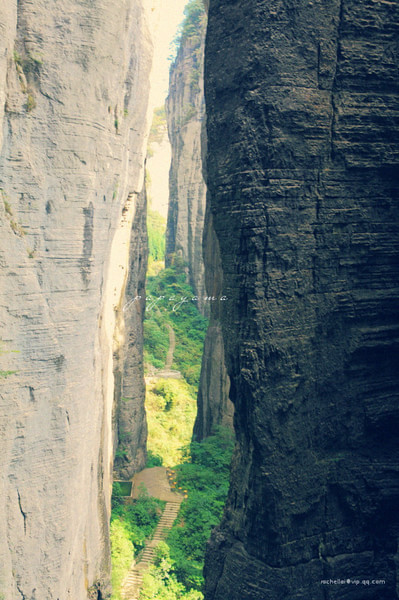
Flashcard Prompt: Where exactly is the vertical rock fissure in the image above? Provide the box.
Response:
[329,0,344,163]
[15,583,26,600]
[17,490,27,535]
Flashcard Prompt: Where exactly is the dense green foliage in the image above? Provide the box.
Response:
[144,267,208,385]
[167,428,234,591]
[110,519,134,600]
[139,542,202,600]
[138,429,234,598]
[180,0,206,45]
[111,486,165,599]
[146,378,198,466]
[147,209,166,264]
[170,0,205,60]
[112,485,165,553]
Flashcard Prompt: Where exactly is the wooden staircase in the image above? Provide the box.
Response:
[121,500,182,600]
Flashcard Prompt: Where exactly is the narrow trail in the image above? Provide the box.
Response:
[146,321,182,380]
[164,323,175,369]
[121,467,183,600]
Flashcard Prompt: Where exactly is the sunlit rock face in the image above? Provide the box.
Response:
[0,0,152,597]
[203,0,399,599]
[165,19,207,312]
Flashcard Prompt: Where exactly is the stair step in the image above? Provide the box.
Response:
[121,499,184,598]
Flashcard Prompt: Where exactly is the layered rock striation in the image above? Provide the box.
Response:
[193,206,234,440]
[203,0,399,599]
[113,187,148,480]
[165,13,207,311]
[0,1,152,597]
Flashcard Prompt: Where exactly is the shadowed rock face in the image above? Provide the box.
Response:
[203,1,399,599]
[0,0,152,597]
[194,206,234,440]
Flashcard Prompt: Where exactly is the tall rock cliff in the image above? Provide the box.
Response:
[193,205,234,440]
[165,7,207,311]
[113,186,148,480]
[0,1,152,598]
[203,1,399,599]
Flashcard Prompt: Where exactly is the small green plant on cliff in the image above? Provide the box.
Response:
[10,219,25,236]
[13,50,22,66]
[26,93,36,112]
[179,104,197,128]
[3,198,12,216]
[2,190,26,236]
[0,340,17,379]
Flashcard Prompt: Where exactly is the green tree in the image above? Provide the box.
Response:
[110,519,134,600]
[147,209,166,262]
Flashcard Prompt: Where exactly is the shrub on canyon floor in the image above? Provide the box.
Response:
[146,377,197,467]
[110,518,134,599]
[166,428,234,592]
[139,542,203,600]
[110,486,165,599]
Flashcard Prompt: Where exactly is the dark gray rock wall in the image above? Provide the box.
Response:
[203,0,399,599]
[194,206,234,440]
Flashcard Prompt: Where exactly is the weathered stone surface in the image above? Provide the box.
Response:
[114,188,148,480]
[0,1,152,597]
[203,0,399,599]
[165,19,207,312]
[194,207,234,440]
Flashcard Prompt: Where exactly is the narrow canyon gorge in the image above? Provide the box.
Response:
[0,0,398,599]
[164,7,233,441]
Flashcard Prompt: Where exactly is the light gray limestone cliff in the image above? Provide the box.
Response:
[165,22,207,313]
[0,0,153,597]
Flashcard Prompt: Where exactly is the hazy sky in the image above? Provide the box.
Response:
[149,0,188,108]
